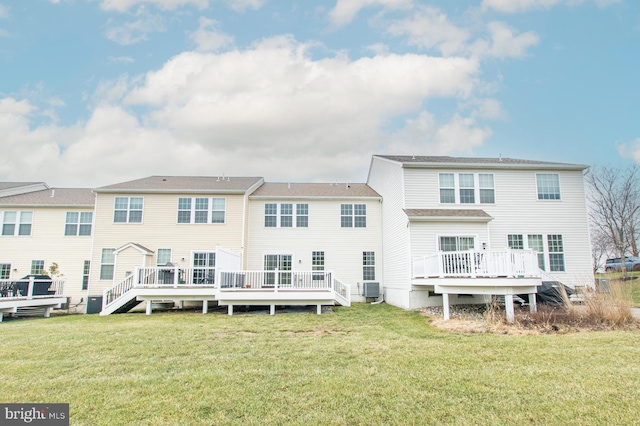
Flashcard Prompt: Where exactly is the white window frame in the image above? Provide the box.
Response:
[438,173,495,205]
[100,248,116,280]
[264,203,309,228]
[177,197,226,224]
[438,235,477,252]
[0,263,11,280]
[113,197,143,223]
[536,173,561,200]
[363,251,375,281]
[30,259,45,275]
[157,249,172,266]
[82,260,90,290]
[507,233,565,272]
[341,204,366,228]
[2,211,33,236]
[65,211,93,236]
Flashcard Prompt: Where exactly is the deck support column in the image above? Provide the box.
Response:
[442,293,450,321]
[270,305,275,316]
[0,312,3,322]
[146,300,152,315]
[317,304,322,315]
[505,295,515,323]
[528,293,537,313]
[44,307,51,318]
[202,300,208,314]
[228,305,234,316]
[178,300,184,309]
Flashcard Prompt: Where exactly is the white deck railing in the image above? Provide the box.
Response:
[412,249,540,279]
[218,270,334,290]
[0,277,65,299]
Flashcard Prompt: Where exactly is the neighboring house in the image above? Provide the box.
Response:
[88,175,264,313]
[245,183,382,302]
[367,155,593,317]
[0,184,95,312]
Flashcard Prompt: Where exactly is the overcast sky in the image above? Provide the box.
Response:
[0,0,638,187]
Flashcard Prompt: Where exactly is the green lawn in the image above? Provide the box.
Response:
[2,303,639,425]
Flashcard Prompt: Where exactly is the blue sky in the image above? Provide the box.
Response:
[0,0,638,187]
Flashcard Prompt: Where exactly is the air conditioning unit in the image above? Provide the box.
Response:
[362,282,380,298]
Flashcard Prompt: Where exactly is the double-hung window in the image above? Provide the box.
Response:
[363,252,375,281]
[439,173,495,204]
[177,197,226,224]
[341,204,366,228]
[264,203,309,227]
[536,174,561,200]
[65,212,93,236]
[2,211,33,236]
[31,260,45,275]
[100,248,116,280]
[0,263,10,280]
[82,261,90,290]
[547,235,565,271]
[114,197,143,223]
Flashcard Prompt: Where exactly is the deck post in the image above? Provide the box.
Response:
[505,295,515,323]
[178,300,184,309]
[270,304,275,315]
[317,304,321,315]
[528,293,537,313]
[202,300,208,314]
[28,276,35,298]
[442,293,450,320]
[44,307,51,318]
[228,305,233,316]
[0,312,3,322]
[146,300,152,315]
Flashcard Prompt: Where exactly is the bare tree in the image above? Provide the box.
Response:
[586,165,640,278]
[590,226,612,274]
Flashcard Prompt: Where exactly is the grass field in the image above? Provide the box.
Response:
[2,303,639,425]
[595,272,640,306]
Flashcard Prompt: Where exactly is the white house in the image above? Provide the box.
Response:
[367,155,593,318]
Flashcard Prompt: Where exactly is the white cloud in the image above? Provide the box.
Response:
[482,0,621,13]
[471,22,539,58]
[388,111,492,155]
[329,0,413,26]
[101,0,209,13]
[105,8,165,45]
[100,0,264,12]
[385,9,538,59]
[617,138,640,163]
[385,6,470,56]
[189,17,234,51]
[0,36,487,185]
[0,4,8,18]
[108,56,136,63]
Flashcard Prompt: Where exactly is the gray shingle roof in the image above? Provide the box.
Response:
[95,176,264,193]
[375,155,588,170]
[404,209,493,221]
[250,183,380,198]
[0,188,95,207]
[0,182,41,190]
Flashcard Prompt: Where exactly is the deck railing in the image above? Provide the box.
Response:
[412,249,540,279]
[135,266,217,287]
[0,277,65,299]
[218,270,334,290]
